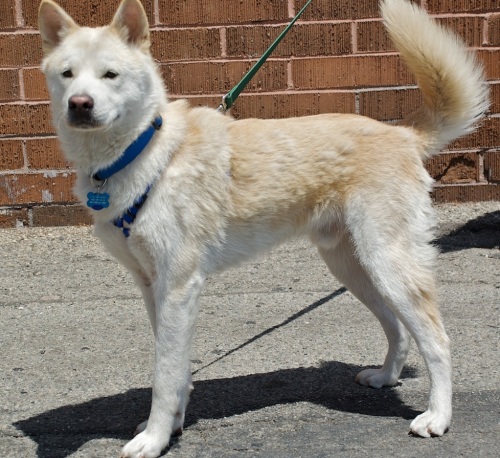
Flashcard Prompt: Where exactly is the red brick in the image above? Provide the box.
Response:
[26,138,70,170]
[23,68,49,101]
[158,0,288,26]
[0,33,43,67]
[487,14,500,46]
[448,118,500,150]
[0,172,77,206]
[484,152,500,182]
[426,152,479,184]
[230,92,356,119]
[151,28,221,62]
[356,20,394,53]
[432,184,500,202]
[161,60,288,95]
[22,0,155,29]
[489,83,500,114]
[0,140,24,170]
[25,104,55,135]
[427,1,500,14]
[477,50,500,81]
[359,88,422,121]
[0,103,54,136]
[292,55,414,90]
[437,17,484,48]
[0,70,20,101]
[32,204,92,226]
[0,208,29,228]
[0,0,16,30]
[226,23,352,58]
[296,0,380,21]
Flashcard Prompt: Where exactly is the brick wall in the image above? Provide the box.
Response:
[0,0,499,228]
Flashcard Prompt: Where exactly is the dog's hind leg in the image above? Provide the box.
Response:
[344,199,452,437]
[317,236,411,388]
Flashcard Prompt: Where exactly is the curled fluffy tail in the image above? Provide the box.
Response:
[381,0,490,156]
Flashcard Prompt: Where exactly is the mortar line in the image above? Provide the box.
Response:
[14,0,24,28]
[220,27,227,58]
[153,0,160,26]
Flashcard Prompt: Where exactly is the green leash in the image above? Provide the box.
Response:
[217,0,312,113]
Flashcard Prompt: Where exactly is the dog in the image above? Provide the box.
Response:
[38,0,489,456]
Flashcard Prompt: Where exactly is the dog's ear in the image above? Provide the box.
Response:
[111,0,150,51]
[38,0,78,54]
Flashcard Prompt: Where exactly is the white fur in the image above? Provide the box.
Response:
[38,0,489,456]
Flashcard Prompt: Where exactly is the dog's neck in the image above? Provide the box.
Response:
[91,115,163,182]
[58,102,167,176]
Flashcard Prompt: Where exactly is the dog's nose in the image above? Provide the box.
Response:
[68,95,94,112]
[67,95,95,126]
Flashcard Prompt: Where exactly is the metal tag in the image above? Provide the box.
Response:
[86,192,110,211]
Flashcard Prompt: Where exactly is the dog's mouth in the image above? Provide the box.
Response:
[67,116,101,130]
[66,94,119,131]
[66,112,119,131]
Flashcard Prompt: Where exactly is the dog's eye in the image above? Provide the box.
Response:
[62,69,73,78]
[103,71,118,79]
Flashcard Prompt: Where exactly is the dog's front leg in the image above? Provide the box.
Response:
[121,270,203,458]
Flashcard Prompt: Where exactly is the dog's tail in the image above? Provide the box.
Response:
[381,0,490,157]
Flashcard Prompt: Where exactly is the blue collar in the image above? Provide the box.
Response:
[92,115,163,181]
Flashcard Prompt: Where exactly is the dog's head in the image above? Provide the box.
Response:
[38,0,164,133]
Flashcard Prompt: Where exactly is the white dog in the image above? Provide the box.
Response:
[38,0,489,456]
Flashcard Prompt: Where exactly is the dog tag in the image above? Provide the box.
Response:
[87,192,110,210]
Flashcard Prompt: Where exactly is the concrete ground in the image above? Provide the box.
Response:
[0,202,499,458]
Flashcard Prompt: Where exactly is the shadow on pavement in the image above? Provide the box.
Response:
[14,288,424,457]
[434,210,500,252]
[13,361,419,457]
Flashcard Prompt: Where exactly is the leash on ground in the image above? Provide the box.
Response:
[217,0,313,113]
[192,287,346,375]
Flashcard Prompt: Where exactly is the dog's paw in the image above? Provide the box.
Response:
[120,431,167,458]
[409,410,450,438]
[355,367,398,388]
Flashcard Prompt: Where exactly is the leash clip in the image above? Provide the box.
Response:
[217,94,228,114]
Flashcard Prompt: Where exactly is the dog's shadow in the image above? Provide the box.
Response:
[434,210,500,252]
[14,362,419,458]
